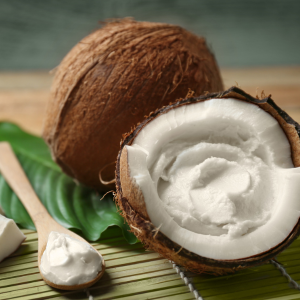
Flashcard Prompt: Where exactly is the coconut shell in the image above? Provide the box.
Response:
[115,86,300,274]
[42,19,223,190]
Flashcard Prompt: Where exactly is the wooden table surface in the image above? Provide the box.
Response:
[0,66,299,136]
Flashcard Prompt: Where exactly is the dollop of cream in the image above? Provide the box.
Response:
[156,138,272,238]
[126,98,300,259]
[40,231,102,286]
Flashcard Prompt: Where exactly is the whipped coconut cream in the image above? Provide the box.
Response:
[126,98,300,259]
[0,214,26,262]
[40,231,102,286]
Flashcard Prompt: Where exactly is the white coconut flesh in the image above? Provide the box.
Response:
[125,98,300,260]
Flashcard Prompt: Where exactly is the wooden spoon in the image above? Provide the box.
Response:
[0,142,105,290]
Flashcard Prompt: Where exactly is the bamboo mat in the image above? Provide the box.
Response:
[1,228,300,300]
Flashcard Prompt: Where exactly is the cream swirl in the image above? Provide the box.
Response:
[154,135,274,238]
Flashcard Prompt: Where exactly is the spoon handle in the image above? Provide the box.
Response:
[0,142,51,224]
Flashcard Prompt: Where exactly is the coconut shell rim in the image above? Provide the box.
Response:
[116,86,300,271]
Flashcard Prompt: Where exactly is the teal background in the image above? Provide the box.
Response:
[0,0,299,70]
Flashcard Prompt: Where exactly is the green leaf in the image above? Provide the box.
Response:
[0,122,137,244]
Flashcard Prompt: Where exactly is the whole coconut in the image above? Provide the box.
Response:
[43,19,223,190]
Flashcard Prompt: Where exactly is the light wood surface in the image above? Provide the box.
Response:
[0,67,299,136]
[0,142,105,290]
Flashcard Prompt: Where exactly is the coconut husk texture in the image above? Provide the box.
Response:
[42,19,223,191]
[116,86,300,275]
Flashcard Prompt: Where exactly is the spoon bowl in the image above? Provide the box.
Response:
[0,142,105,290]
[36,216,105,290]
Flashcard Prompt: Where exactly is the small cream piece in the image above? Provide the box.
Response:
[40,231,102,286]
[0,215,26,263]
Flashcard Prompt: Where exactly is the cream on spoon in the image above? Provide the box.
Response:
[40,231,102,286]
[0,142,105,290]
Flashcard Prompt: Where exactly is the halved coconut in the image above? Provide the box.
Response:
[116,87,300,274]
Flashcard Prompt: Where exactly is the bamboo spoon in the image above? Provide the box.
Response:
[0,142,105,290]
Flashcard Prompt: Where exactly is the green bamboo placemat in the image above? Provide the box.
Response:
[1,229,300,300]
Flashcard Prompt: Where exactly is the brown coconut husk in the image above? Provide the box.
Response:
[115,86,300,275]
[42,19,223,190]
